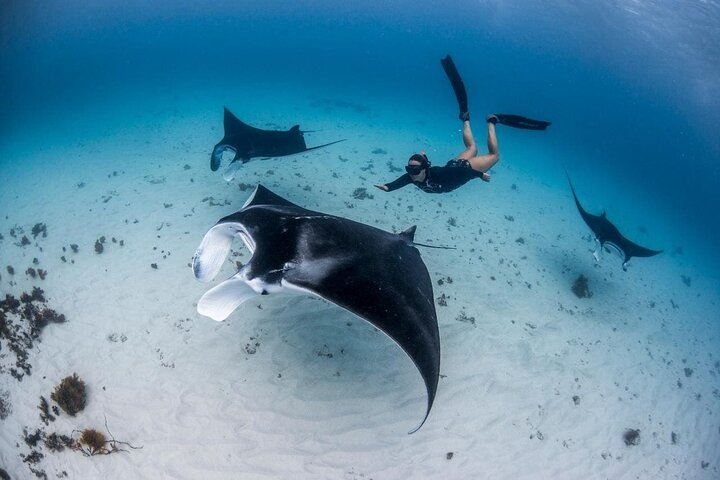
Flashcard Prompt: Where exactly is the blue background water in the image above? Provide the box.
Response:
[2,3,720,477]
[2,0,719,266]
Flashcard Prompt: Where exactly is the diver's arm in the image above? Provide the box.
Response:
[375,174,412,192]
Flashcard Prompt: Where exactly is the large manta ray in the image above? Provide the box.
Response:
[210,108,345,180]
[567,174,662,270]
[192,185,440,432]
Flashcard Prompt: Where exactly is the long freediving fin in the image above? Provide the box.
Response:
[494,113,551,130]
[441,55,469,120]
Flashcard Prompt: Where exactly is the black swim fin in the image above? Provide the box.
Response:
[493,113,551,130]
[441,55,469,121]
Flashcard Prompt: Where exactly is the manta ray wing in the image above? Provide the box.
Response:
[618,237,664,262]
[278,216,439,432]
[241,184,302,209]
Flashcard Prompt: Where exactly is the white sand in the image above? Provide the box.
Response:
[1,87,719,479]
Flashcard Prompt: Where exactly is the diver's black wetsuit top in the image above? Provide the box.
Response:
[384,159,484,194]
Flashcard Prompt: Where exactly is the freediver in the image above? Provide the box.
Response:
[375,55,549,194]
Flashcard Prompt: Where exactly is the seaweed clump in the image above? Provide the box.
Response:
[0,389,11,419]
[38,396,56,425]
[571,274,592,298]
[352,187,374,200]
[44,432,74,452]
[31,223,47,239]
[79,428,107,454]
[623,428,640,446]
[51,373,87,416]
[1,289,65,380]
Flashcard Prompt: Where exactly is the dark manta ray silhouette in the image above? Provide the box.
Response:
[192,185,440,432]
[210,107,345,179]
[567,174,662,270]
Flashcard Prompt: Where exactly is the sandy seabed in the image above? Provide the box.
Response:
[1,88,719,479]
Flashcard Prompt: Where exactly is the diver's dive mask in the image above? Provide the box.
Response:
[405,164,424,175]
[406,153,430,175]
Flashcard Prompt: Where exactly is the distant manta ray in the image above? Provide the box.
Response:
[192,185,440,432]
[567,174,662,270]
[210,107,345,180]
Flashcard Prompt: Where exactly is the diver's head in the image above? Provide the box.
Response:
[405,152,430,176]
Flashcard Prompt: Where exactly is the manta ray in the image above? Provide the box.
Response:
[567,174,662,270]
[192,185,440,432]
[210,108,345,181]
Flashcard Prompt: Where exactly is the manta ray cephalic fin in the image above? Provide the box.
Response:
[197,274,259,321]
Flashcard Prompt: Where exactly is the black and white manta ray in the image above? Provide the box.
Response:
[192,185,440,432]
[210,108,345,181]
[567,174,663,270]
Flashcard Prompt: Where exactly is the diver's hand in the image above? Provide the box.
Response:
[480,172,491,182]
[374,184,389,192]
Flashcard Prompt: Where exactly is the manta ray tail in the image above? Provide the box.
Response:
[303,138,347,152]
[399,225,455,250]
[565,172,587,215]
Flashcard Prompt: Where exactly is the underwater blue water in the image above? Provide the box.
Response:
[2,1,719,269]
[2,3,720,477]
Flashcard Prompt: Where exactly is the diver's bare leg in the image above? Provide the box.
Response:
[466,120,499,181]
[456,120,478,159]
